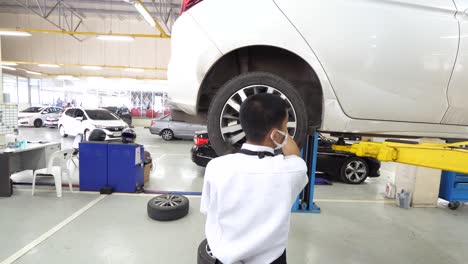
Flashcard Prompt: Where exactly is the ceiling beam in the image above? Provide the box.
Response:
[0,3,179,17]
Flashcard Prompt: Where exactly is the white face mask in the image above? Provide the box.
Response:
[270,129,288,150]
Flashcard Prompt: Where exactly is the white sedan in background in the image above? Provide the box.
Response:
[58,107,129,140]
[18,106,63,128]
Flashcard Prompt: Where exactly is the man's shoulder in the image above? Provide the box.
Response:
[207,153,239,168]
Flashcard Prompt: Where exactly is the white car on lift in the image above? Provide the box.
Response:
[58,108,129,140]
[18,106,63,128]
[168,0,468,155]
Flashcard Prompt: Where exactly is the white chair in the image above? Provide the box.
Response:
[32,149,75,197]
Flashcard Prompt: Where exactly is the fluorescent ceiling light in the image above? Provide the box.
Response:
[0,30,32,37]
[96,35,134,41]
[1,62,18,66]
[124,68,145,73]
[38,64,60,68]
[1,66,16,71]
[87,76,105,80]
[134,1,156,27]
[82,65,102,70]
[26,70,41,75]
[121,78,137,82]
[57,75,77,80]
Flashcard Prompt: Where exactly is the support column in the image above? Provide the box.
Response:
[0,37,5,147]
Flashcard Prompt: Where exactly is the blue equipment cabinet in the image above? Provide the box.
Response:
[79,142,108,191]
[292,133,321,214]
[107,143,144,193]
[439,171,468,210]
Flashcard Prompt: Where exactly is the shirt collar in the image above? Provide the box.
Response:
[241,143,275,154]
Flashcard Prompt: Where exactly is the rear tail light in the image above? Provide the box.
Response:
[150,120,156,126]
[194,136,209,146]
[180,0,203,14]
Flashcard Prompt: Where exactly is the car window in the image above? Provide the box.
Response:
[65,109,75,117]
[75,109,85,118]
[42,108,50,114]
[160,115,171,121]
[120,108,130,115]
[21,107,43,113]
[54,107,62,113]
[85,110,119,120]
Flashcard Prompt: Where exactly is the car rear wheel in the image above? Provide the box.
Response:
[59,125,68,137]
[340,157,369,184]
[161,129,174,141]
[207,72,308,155]
[33,119,43,128]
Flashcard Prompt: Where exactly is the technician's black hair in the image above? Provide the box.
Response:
[240,93,288,143]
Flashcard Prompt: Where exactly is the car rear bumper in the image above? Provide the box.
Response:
[191,146,214,167]
[149,127,162,135]
[168,13,222,115]
[45,120,59,127]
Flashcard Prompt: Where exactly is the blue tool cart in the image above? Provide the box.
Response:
[107,143,144,193]
[292,132,321,214]
[79,142,108,191]
[439,171,468,210]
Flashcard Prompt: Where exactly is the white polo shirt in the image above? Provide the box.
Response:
[200,143,308,264]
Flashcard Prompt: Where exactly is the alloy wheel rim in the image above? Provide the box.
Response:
[205,244,215,258]
[219,85,297,149]
[153,195,183,207]
[345,161,367,183]
[162,131,172,139]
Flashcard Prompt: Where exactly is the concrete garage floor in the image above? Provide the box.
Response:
[1,127,468,263]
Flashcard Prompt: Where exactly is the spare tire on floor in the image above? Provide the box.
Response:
[147,194,189,221]
[198,239,216,264]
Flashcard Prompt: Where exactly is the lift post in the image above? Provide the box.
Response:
[332,140,468,174]
[292,132,321,214]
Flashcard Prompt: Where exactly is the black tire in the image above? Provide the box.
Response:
[161,129,174,141]
[147,194,189,221]
[207,72,308,155]
[59,125,68,137]
[340,157,369,184]
[33,119,43,128]
[197,239,216,264]
[448,201,461,210]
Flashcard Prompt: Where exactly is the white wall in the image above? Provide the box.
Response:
[0,13,170,79]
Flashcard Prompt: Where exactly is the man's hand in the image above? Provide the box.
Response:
[282,135,301,157]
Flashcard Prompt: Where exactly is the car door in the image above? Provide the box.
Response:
[170,121,189,138]
[442,0,468,125]
[61,108,75,134]
[274,0,458,123]
[40,107,51,121]
[190,123,207,137]
[72,109,86,136]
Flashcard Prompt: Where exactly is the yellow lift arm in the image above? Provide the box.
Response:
[332,141,468,174]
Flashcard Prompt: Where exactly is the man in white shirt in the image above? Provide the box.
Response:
[201,93,309,264]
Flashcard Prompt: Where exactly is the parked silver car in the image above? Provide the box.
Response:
[149,115,206,141]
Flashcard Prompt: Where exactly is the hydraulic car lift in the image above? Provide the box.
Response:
[332,140,468,174]
[292,133,321,214]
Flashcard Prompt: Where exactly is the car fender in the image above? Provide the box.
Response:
[188,0,339,105]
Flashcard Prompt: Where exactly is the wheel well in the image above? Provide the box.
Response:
[198,45,323,129]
